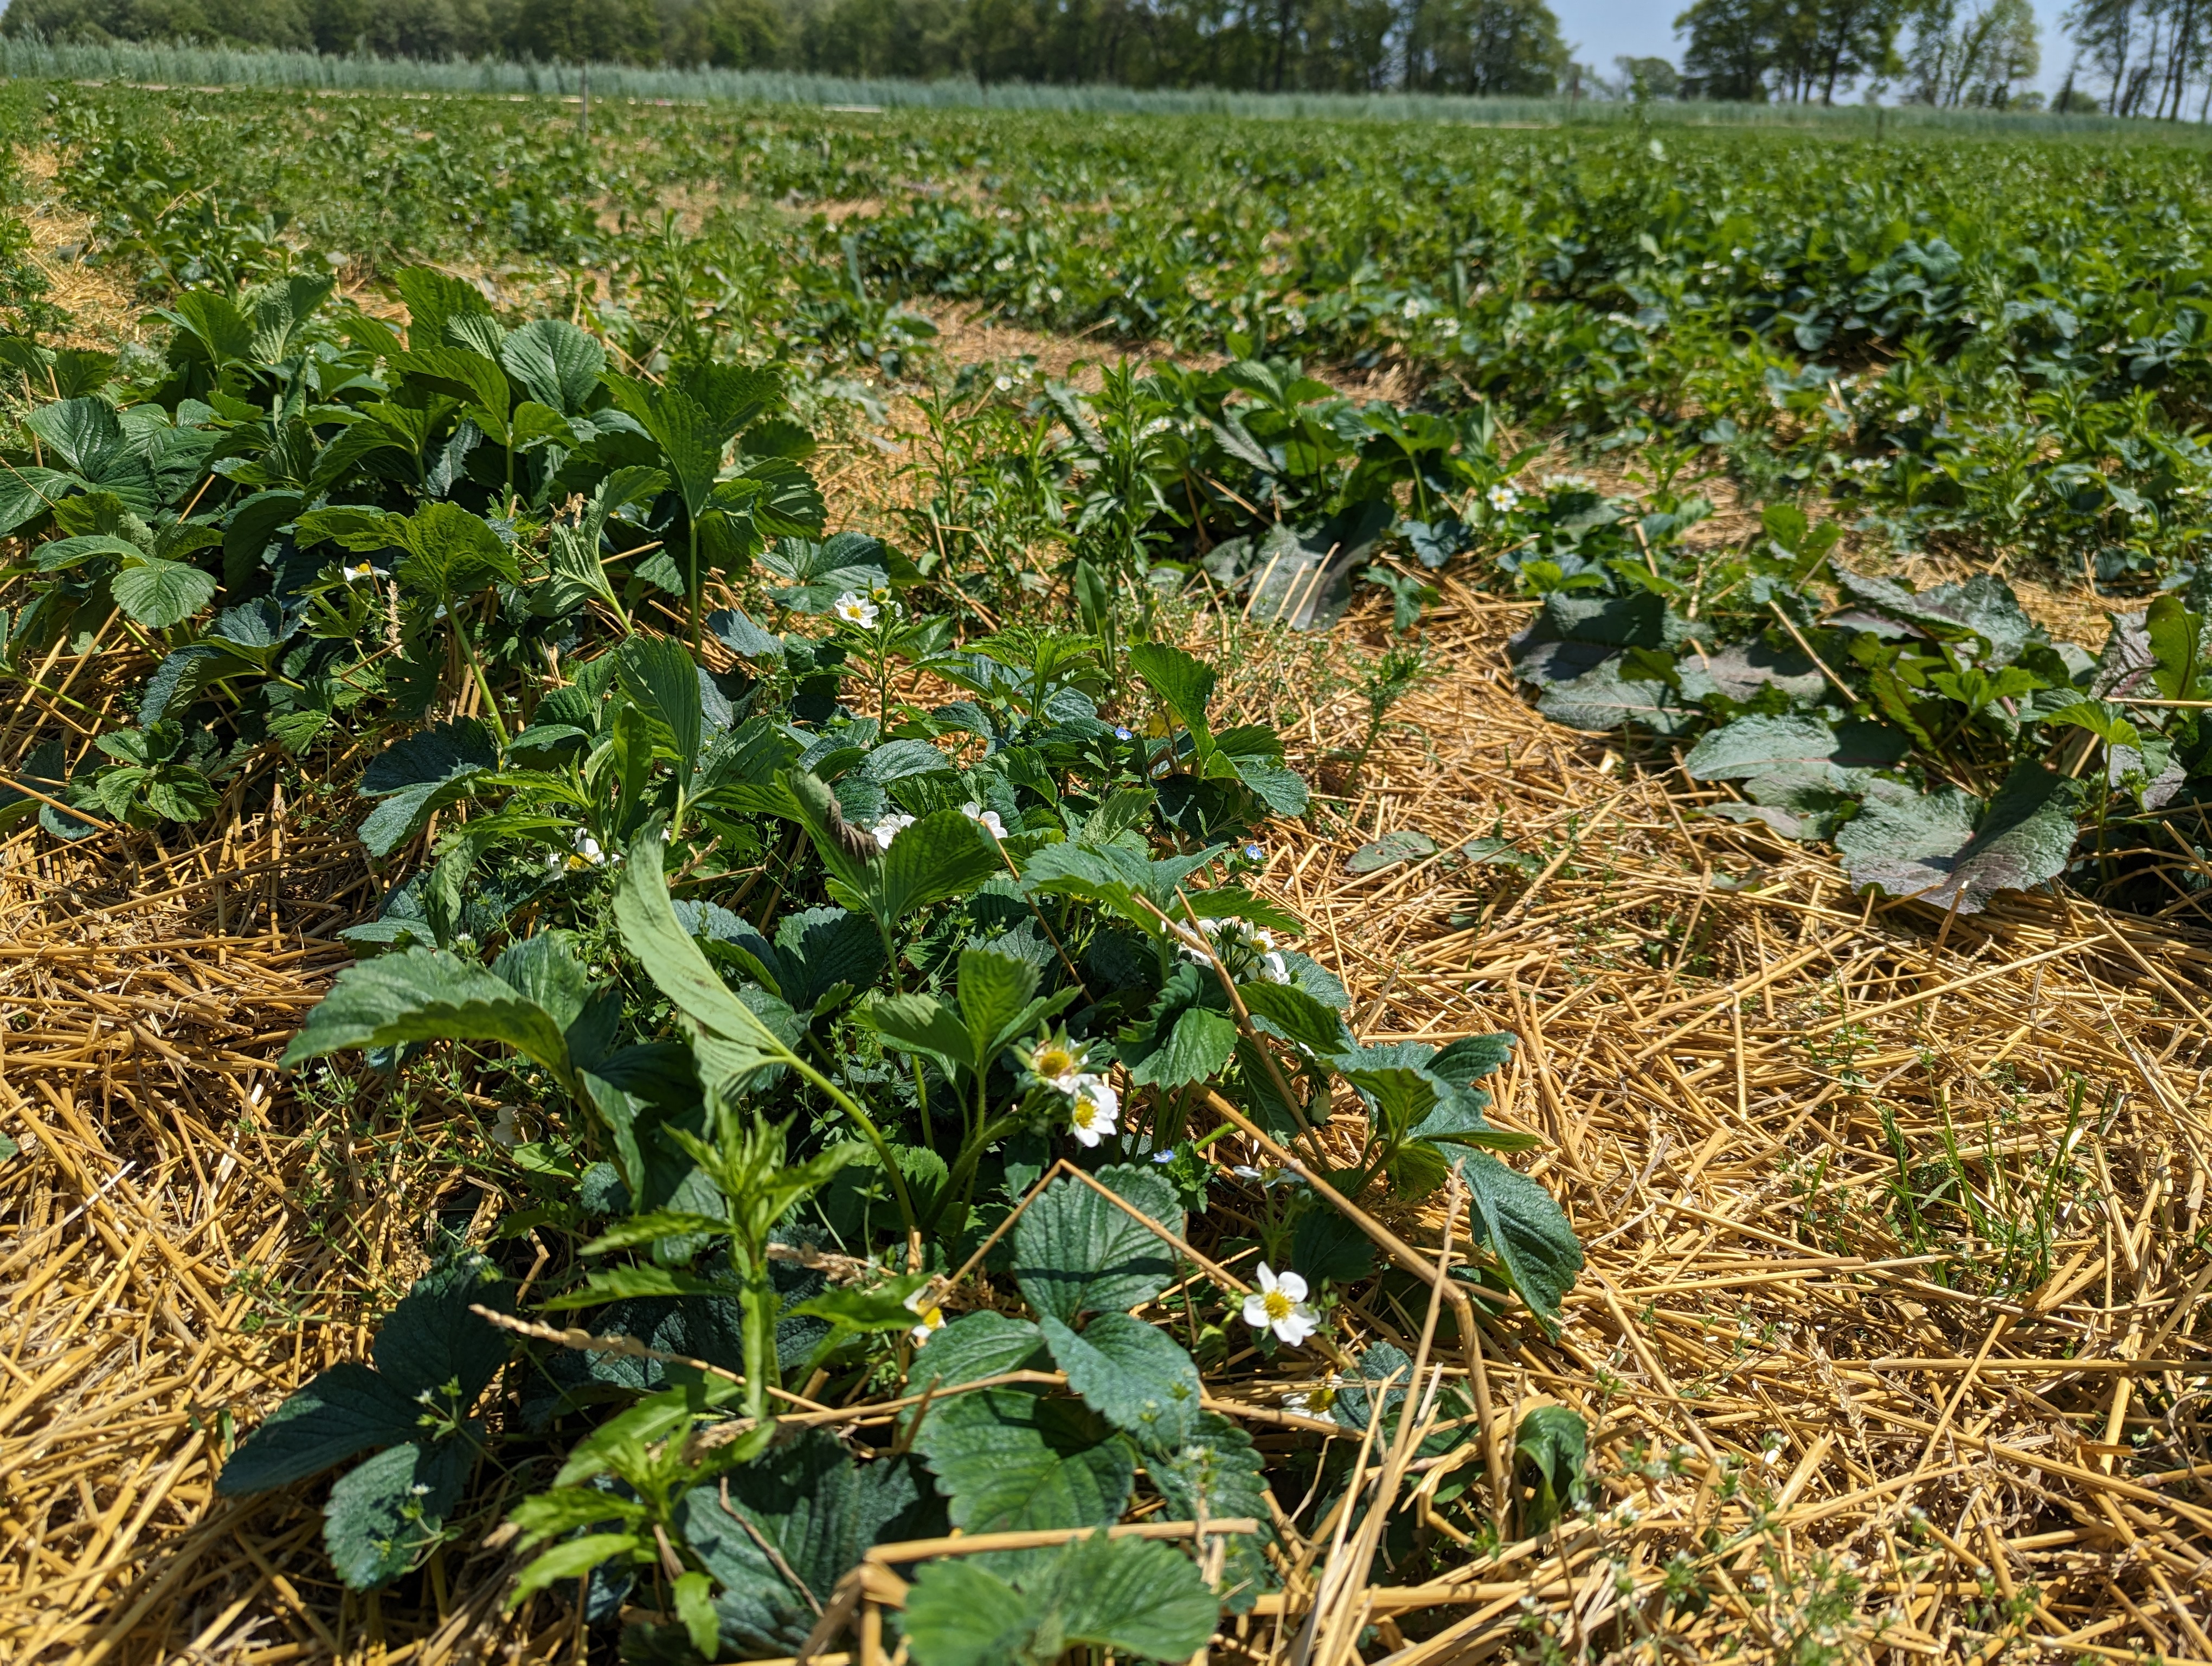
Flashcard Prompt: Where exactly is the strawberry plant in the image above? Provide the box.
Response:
[0,272,1590,1657]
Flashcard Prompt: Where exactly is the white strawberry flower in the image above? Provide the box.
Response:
[904,1287,945,1348]
[1066,1074,1120,1146]
[871,812,916,849]
[342,560,377,584]
[1026,1032,1087,1091]
[570,829,605,867]
[961,802,1006,838]
[1242,1263,1317,1348]
[1282,1372,1341,1414]
[832,591,880,629]
[1487,482,1520,514]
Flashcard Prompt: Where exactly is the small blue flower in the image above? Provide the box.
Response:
[1243,843,1265,861]
[1114,726,1134,741]
[1152,1150,1174,1163]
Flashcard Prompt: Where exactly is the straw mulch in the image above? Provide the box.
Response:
[1218,582,2212,1665]
[3,575,2210,1666]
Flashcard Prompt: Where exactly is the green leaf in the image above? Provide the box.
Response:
[1127,1005,1238,1090]
[755,527,873,610]
[1147,1412,1275,1611]
[616,633,704,774]
[395,266,494,351]
[393,346,510,434]
[1836,569,2034,665]
[676,1432,944,1656]
[1012,1164,1185,1323]
[912,1386,1134,1532]
[955,945,1041,1062]
[1332,1342,1416,1440]
[323,1438,473,1590]
[870,991,976,1073]
[612,832,801,1083]
[111,556,217,629]
[0,464,81,535]
[24,396,124,475]
[1533,661,1705,737]
[372,1253,512,1404]
[355,717,501,857]
[788,1278,934,1335]
[603,373,723,515]
[1345,829,1436,874]
[1237,980,1352,1055]
[509,1533,645,1604]
[902,1532,1217,1666]
[681,359,782,439]
[1514,1405,1589,1533]
[880,810,1003,922]
[908,1310,1047,1394]
[214,1363,425,1494]
[491,932,591,1034]
[2041,696,2140,749]
[1432,1033,1516,1086]
[1461,1151,1583,1332]
[1836,765,2081,916]
[1229,753,1310,817]
[1021,839,1223,928]
[389,502,518,600]
[281,947,575,1088]
[554,1375,749,1486]
[35,532,147,572]
[1681,714,1905,788]
[1290,1205,1376,1284]
[1128,640,1218,747]
[500,318,605,415]
[2146,595,2208,701]
[1039,1312,1202,1450]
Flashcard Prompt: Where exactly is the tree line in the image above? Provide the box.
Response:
[0,0,1575,93]
[1674,0,2041,106]
[2062,0,2212,118]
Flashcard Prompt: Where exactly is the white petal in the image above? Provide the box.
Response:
[1252,1263,1278,1293]
[1274,1307,1317,1348]
[1274,1269,1309,1303]
[1071,1122,1104,1148]
[1240,1293,1273,1329]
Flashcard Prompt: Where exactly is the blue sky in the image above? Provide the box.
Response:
[1554,0,2077,97]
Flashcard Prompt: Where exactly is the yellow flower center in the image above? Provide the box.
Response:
[1263,1290,1294,1322]
[1071,1101,1097,1129]
[1036,1045,1078,1078]
[918,1305,942,1329]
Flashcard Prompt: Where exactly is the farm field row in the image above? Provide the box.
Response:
[0,81,2206,1666]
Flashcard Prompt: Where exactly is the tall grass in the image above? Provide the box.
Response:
[0,33,2200,139]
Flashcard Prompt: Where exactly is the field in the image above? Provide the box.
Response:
[2,77,2211,1666]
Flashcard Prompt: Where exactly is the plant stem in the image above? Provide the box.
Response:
[687,518,703,659]
[449,592,509,746]
[785,1052,920,1262]
[732,1246,774,1422]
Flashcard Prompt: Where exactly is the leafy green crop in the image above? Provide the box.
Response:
[0,266,1586,1655]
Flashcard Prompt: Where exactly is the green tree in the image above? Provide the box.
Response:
[1677,0,1779,95]
[492,0,662,61]
[1407,0,1568,92]
[659,0,787,63]
[1904,0,2039,104]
